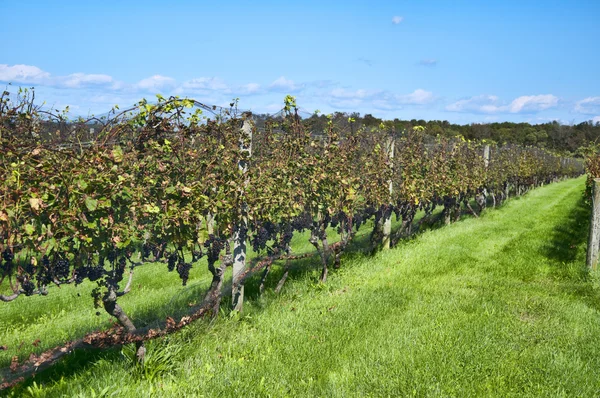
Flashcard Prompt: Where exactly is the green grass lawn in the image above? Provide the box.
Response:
[4,176,600,397]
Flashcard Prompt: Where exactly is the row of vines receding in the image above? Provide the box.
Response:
[0,90,584,389]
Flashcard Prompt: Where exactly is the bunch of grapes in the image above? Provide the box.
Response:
[74,267,87,285]
[330,211,348,233]
[176,261,192,286]
[23,261,35,276]
[54,257,70,281]
[278,224,294,251]
[105,257,126,290]
[330,213,340,229]
[204,235,224,266]
[353,212,363,231]
[443,196,455,207]
[36,255,53,288]
[18,275,36,296]
[141,244,152,260]
[251,226,270,252]
[192,248,204,262]
[2,248,13,263]
[263,221,278,236]
[89,258,105,282]
[291,212,312,232]
[1,248,14,274]
[141,243,159,261]
[167,253,178,272]
[116,257,127,278]
[323,212,332,227]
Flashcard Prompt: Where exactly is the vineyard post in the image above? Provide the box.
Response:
[206,212,215,235]
[483,145,490,169]
[476,144,491,210]
[232,113,253,311]
[586,178,600,270]
[382,136,395,249]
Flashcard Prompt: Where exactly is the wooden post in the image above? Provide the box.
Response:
[587,178,600,270]
[382,137,395,249]
[483,145,490,169]
[206,212,215,235]
[232,113,252,311]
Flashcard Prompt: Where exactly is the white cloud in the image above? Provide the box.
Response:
[0,64,51,84]
[328,88,434,110]
[61,73,114,88]
[0,64,118,90]
[331,88,373,99]
[329,98,364,109]
[180,77,229,92]
[392,16,404,24]
[177,78,263,97]
[508,94,558,113]
[446,95,503,113]
[238,83,261,95]
[0,64,265,105]
[397,89,435,105]
[269,76,303,92]
[447,94,558,114]
[135,75,176,92]
[575,97,600,114]
[593,116,600,124]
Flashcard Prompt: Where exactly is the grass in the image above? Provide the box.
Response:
[4,176,600,397]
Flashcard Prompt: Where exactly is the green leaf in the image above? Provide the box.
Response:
[85,197,98,211]
[143,204,160,214]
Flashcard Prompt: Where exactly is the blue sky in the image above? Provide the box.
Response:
[1,0,599,124]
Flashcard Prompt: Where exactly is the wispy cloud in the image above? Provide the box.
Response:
[331,88,373,100]
[419,59,438,67]
[329,88,435,110]
[268,76,304,93]
[0,64,267,101]
[239,83,261,95]
[0,64,50,84]
[508,94,558,113]
[397,89,435,105]
[575,97,600,114]
[0,64,118,89]
[177,77,231,95]
[446,94,559,114]
[135,75,176,91]
[61,73,115,88]
[392,16,404,24]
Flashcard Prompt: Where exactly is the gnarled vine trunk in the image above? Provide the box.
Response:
[102,286,145,363]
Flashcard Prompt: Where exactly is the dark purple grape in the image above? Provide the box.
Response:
[167,253,178,272]
[2,248,13,263]
[177,261,192,286]
[54,257,70,280]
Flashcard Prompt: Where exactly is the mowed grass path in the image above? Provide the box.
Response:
[6,176,600,397]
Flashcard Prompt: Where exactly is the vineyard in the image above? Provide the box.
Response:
[0,91,585,390]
